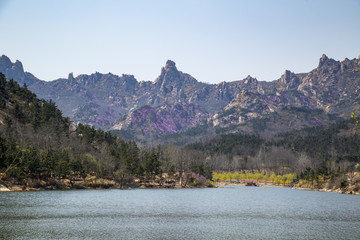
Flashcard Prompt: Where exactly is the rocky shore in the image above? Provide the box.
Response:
[0,176,215,192]
[0,177,116,191]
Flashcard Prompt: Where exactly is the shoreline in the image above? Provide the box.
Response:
[216,182,360,195]
[1,180,359,195]
[0,177,214,192]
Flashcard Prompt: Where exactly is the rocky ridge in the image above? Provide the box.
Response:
[0,54,359,141]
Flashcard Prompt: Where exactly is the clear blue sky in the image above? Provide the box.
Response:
[0,0,359,83]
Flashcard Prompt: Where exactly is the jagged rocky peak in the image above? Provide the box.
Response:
[120,74,138,92]
[67,72,76,84]
[340,55,360,72]
[165,60,177,70]
[14,60,24,71]
[315,54,342,78]
[280,70,300,89]
[244,75,257,84]
[318,53,340,68]
[122,73,135,78]
[121,74,137,83]
[73,71,104,86]
[154,60,182,93]
[319,54,329,65]
[281,70,293,82]
[68,72,74,80]
[0,55,26,82]
[0,55,12,68]
[12,60,25,78]
[159,60,179,78]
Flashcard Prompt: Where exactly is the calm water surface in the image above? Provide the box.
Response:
[0,186,359,240]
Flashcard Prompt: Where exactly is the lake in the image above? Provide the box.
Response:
[0,186,359,240]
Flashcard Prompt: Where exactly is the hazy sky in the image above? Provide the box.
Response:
[0,0,359,84]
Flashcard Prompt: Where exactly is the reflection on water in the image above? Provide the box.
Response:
[1,186,359,239]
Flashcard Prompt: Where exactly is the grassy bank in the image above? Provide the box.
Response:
[213,170,360,195]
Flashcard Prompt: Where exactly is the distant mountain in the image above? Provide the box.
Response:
[208,54,360,136]
[0,54,359,141]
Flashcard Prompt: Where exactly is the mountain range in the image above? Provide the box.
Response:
[1,54,359,142]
